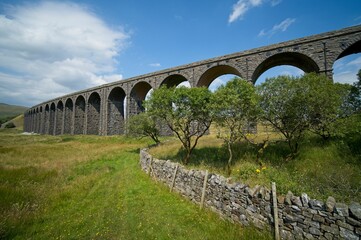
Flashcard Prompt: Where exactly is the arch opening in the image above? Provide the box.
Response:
[129,82,152,116]
[74,96,86,135]
[107,87,126,135]
[208,74,242,92]
[38,106,43,134]
[197,65,242,88]
[87,92,101,135]
[55,101,64,135]
[252,52,319,84]
[49,103,56,135]
[35,108,40,133]
[255,65,305,86]
[333,40,361,85]
[161,74,190,88]
[44,104,50,134]
[64,98,73,134]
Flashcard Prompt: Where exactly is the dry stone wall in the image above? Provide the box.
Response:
[140,149,361,240]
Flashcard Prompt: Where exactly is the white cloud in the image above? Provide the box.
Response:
[333,55,361,84]
[228,0,264,23]
[149,63,161,67]
[228,0,281,23]
[0,2,129,106]
[258,18,295,37]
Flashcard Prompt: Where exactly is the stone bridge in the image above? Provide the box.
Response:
[24,25,361,135]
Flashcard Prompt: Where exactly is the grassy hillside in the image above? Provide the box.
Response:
[0,103,27,128]
[0,131,271,239]
[0,103,27,118]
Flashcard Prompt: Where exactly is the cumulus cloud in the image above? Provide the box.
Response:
[0,2,128,106]
[258,18,295,37]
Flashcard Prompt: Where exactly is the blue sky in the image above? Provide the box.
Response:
[0,0,361,107]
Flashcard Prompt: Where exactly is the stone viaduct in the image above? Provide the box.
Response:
[24,25,361,135]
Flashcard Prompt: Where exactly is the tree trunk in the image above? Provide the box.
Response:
[227,141,233,176]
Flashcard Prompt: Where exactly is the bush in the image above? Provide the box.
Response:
[4,122,15,128]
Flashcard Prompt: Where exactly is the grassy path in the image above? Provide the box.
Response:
[0,132,271,239]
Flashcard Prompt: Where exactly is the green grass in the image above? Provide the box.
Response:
[0,130,271,239]
[150,130,361,204]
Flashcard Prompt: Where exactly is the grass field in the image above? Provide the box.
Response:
[0,129,271,239]
[149,127,361,204]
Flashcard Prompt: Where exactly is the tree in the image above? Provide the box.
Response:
[212,77,259,175]
[127,112,160,144]
[301,73,347,140]
[258,73,352,157]
[257,75,309,157]
[346,69,361,113]
[145,86,212,165]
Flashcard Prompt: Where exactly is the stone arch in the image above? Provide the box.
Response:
[74,95,86,135]
[197,65,243,87]
[35,108,40,133]
[55,101,64,135]
[252,52,320,84]
[49,102,56,135]
[64,98,73,134]
[87,92,101,135]
[39,106,43,134]
[160,74,189,88]
[336,38,361,60]
[44,104,50,134]
[107,87,126,135]
[129,81,152,116]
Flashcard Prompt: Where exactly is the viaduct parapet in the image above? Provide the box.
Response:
[24,25,361,135]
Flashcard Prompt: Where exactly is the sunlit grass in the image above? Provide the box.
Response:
[150,126,361,204]
[0,130,271,239]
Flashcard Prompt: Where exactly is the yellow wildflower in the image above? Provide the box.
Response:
[256,169,261,173]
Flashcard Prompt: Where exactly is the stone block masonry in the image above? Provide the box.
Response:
[140,149,361,240]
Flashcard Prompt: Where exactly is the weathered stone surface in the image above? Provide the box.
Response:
[326,196,336,212]
[347,217,361,227]
[301,193,309,207]
[285,191,293,205]
[309,227,322,236]
[292,196,303,208]
[335,203,349,217]
[321,224,340,235]
[309,199,324,210]
[337,220,354,231]
[278,196,285,204]
[340,227,359,240]
[312,214,325,223]
[349,202,361,221]
[324,232,333,240]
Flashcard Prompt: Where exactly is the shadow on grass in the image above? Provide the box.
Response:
[160,141,292,170]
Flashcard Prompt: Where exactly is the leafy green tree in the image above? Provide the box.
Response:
[258,73,352,156]
[212,77,259,175]
[301,73,347,140]
[127,112,160,144]
[145,86,212,165]
[346,69,361,113]
[257,75,308,157]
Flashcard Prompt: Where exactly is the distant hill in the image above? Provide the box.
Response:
[0,103,28,119]
[0,103,28,129]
